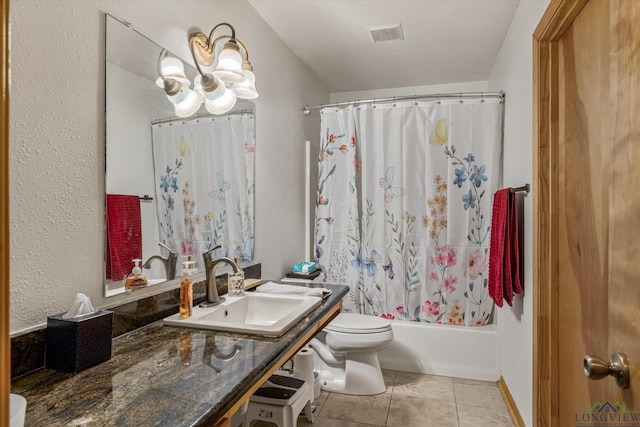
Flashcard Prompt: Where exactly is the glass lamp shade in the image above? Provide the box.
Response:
[158,56,190,86]
[192,74,205,100]
[194,74,226,102]
[204,86,237,115]
[213,46,245,84]
[167,84,203,117]
[231,69,258,99]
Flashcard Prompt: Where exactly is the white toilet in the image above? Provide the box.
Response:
[309,313,394,395]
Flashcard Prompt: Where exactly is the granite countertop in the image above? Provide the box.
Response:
[12,283,348,427]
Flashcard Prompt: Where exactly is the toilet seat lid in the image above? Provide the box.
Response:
[326,313,392,334]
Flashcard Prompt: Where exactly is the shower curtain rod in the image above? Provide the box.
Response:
[303,91,505,116]
[151,109,254,125]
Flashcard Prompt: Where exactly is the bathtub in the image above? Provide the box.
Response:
[377,321,500,381]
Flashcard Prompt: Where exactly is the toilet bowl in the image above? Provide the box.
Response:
[309,313,393,395]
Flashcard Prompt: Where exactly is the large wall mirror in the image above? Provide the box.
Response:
[104,15,255,297]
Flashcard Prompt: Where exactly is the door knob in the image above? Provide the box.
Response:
[583,352,630,388]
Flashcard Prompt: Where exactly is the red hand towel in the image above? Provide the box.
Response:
[489,188,523,307]
[106,194,142,281]
[489,189,509,307]
[504,191,522,304]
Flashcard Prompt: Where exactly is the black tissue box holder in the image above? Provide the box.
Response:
[46,310,113,373]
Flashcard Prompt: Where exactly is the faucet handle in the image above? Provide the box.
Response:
[158,242,177,255]
[203,244,223,260]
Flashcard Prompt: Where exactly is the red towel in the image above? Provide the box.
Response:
[489,188,522,307]
[504,191,522,301]
[489,189,508,307]
[106,194,142,281]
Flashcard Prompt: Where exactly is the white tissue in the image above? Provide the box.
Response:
[62,293,95,319]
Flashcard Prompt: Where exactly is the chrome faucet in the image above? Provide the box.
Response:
[142,242,178,280]
[200,244,240,307]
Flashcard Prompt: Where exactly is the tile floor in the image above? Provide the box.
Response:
[250,370,514,427]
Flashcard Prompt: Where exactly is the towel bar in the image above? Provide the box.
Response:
[509,184,530,194]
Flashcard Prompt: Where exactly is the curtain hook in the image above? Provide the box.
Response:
[393,96,396,107]
[459,92,464,103]
[437,93,441,105]
[481,91,485,103]
[373,97,376,109]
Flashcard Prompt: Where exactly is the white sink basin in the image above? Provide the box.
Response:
[163,292,322,337]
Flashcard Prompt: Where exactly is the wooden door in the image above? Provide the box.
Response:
[1,0,9,425]
[534,0,640,425]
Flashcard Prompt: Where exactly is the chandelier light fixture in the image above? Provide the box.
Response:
[157,23,258,117]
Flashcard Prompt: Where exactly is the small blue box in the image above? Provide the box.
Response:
[293,262,317,273]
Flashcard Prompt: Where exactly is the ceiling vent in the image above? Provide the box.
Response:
[368,24,404,43]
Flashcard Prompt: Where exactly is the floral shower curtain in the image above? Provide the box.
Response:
[151,113,255,270]
[314,99,503,326]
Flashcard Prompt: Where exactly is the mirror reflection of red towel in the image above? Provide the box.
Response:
[106,194,142,281]
[489,189,522,307]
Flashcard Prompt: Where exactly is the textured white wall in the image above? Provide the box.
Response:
[9,0,329,334]
[487,1,550,425]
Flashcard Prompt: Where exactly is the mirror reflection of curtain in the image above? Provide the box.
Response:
[315,99,502,326]
[151,113,255,270]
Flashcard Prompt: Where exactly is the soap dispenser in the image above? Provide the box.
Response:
[125,259,148,293]
[180,260,197,319]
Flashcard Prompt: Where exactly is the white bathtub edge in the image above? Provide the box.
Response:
[378,321,500,382]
